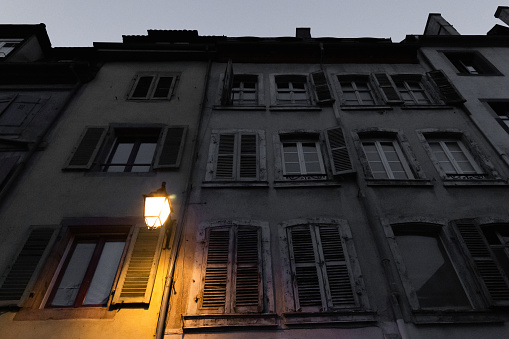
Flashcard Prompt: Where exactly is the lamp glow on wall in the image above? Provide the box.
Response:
[144,182,172,229]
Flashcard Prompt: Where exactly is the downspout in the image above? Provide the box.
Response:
[155,56,212,339]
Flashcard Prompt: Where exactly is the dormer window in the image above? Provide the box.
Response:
[0,39,22,58]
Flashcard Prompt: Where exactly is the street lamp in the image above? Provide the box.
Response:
[144,182,172,229]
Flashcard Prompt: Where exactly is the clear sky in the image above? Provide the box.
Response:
[2,1,507,47]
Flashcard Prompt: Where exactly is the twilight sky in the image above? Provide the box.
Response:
[2,1,507,47]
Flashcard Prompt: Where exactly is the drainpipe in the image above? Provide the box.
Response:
[155,56,212,339]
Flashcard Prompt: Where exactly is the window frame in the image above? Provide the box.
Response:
[270,74,315,107]
[336,75,379,106]
[361,138,415,179]
[127,72,179,100]
[281,140,326,177]
[0,39,22,58]
[391,75,433,105]
[443,51,501,76]
[485,101,509,134]
[230,74,260,106]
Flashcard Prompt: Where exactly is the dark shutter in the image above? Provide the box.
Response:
[310,70,334,105]
[63,127,107,170]
[112,227,164,304]
[325,127,355,176]
[221,60,234,106]
[318,226,356,308]
[0,94,16,114]
[371,73,402,104]
[153,126,187,169]
[289,226,322,308]
[215,134,235,179]
[234,227,262,312]
[239,134,258,179]
[0,226,57,306]
[201,228,230,309]
[0,95,44,126]
[427,70,466,105]
[453,220,509,305]
[0,155,19,188]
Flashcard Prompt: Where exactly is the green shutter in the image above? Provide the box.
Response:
[310,70,334,105]
[153,126,187,169]
[325,127,355,176]
[63,126,107,170]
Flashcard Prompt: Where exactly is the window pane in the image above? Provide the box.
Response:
[153,77,173,98]
[84,242,125,305]
[51,243,96,306]
[132,76,153,98]
[110,143,134,164]
[134,143,157,164]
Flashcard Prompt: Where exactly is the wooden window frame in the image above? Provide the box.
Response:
[361,138,415,180]
[127,72,179,100]
[443,51,501,76]
[392,76,433,105]
[281,140,325,176]
[337,76,378,106]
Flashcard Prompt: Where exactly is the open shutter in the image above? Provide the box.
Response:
[325,127,355,176]
[289,225,323,309]
[234,227,262,312]
[452,219,509,306]
[112,226,164,305]
[310,70,334,105]
[0,94,16,114]
[63,126,107,170]
[153,126,187,169]
[0,226,57,306]
[427,70,466,105]
[0,95,45,126]
[201,228,230,309]
[221,60,234,106]
[371,73,402,104]
[238,134,258,179]
[318,226,356,308]
[215,134,236,179]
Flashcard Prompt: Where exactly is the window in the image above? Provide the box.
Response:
[64,125,187,172]
[444,52,500,75]
[337,76,377,106]
[361,138,414,179]
[487,102,509,133]
[0,39,22,58]
[392,76,432,105]
[282,140,325,176]
[389,224,471,309]
[231,75,258,105]
[275,75,310,105]
[128,73,178,100]
[205,130,266,182]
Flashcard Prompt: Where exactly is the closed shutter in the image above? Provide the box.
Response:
[234,227,262,312]
[453,220,509,305]
[371,73,402,104]
[0,226,57,306]
[201,228,230,309]
[215,134,235,179]
[221,60,234,106]
[318,226,356,308]
[427,70,466,105]
[325,127,355,176]
[63,126,107,170]
[0,95,46,126]
[112,226,164,305]
[310,70,334,105]
[0,155,19,188]
[238,134,258,179]
[153,126,187,169]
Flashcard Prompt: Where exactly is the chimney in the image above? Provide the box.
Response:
[296,27,311,39]
[423,13,459,35]
[495,6,509,26]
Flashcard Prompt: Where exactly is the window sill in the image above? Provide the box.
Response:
[202,181,269,188]
[442,178,508,187]
[213,105,266,111]
[456,73,503,77]
[269,105,321,111]
[182,313,278,331]
[366,179,433,187]
[274,180,341,188]
[401,105,453,110]
[412,309,506,324]
[84,171,157,177]
[14,307,117,321]
[340,105,392,111]
[283,310,376,326]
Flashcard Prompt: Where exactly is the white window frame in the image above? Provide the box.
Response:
[393,78,432,105]
[231,75,258,105]
[0,39,22,58]
[127,72,178,100]
[427,139,483,175]
[361,138,414,179]
[337,77,377,106]
[272,74,312,106]
[282,140,325,176]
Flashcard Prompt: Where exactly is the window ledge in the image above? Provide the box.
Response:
[366,179,433,187]
[442,179,508,187]
[412,310,506,324]
[456,73,503,77]
[401,105,453,110]
[269,105,321,111]
[213,105,267,111]
[201,181,269,188]
[340,105,392,111]
[14,307,117,321]
[182,313,278,331]
[283,310,376,326]
[84,171,157,177]
[274,180,341,188]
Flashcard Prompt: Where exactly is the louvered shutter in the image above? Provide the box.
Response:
[310,70,334,105]
[215,134,235,179]
[63,126,107,170]
[289,225,323,309]
[201,228,230,309]
[221,60,234,106]
[427,70,466,105]
[112,227,164,305]
[0,95,45,126]
[318,226,356,308]
[0,226,57,306]
[453,220,509,305]
[238,134,258,179]
[234,227,262,312]
[325,127,355,176]
[371,73,402,104]
[153,126,187,169]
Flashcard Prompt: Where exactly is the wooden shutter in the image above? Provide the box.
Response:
[215,134,236,179]
[63,126,107,170]
[0,226,57,306]
[221,60,234,106]
[325,127,355,176]
[238,134,258,179]
[0,95,46,126]
[112,227,164,305]
[427,70,466,105]
[310,70,334,105]
[289,225,323,309]
[0,155,19,187]
[153,126,187,169]
[234,227,262,312]
[201,228,230,309]
[453,220,509,305]
[371,73,402,104]
[318,226,356,308]
[0,94,16,113]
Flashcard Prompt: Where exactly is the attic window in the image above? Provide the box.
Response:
[0,39,22,58]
